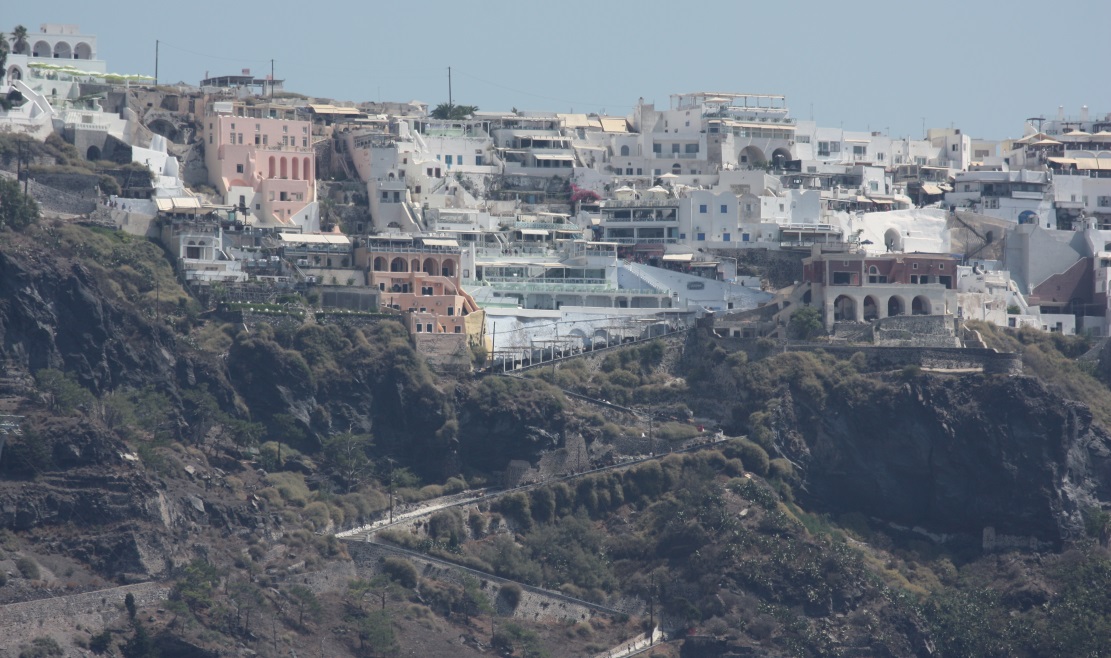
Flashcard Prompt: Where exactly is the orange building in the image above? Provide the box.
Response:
[355,235,484,349]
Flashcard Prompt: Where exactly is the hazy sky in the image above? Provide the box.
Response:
[11,0,1108,140]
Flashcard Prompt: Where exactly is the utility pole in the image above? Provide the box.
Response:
[387,457,395,523]
[270,59,275,99]
[447,66,452,110]
[154,40,159,86]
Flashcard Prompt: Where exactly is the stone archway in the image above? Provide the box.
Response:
[372,257,386,271]
[912,295,931,315]
[32,40,50,58]
[739,145,766,167]
[863,295,880,321]
[888,296,906,317]
[86,145,101,161]
[389,257,407,272]
[74,42,92,59]
[423,258,437,275]
[833,295,857,322]
[53,41,72,59]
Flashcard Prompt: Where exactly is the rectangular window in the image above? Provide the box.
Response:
[636,168,643,175]
[742,233,750,242]
[255,134,261,145]
[426,324,433,333]
[723,233,730,242]
[671,144,680,153]
[626,168,634,175]
[685,143,698,153]
[720,204,728,214]
[236,164,244,173]
[416,324,423,333]
[454,326,462,333]
[699,204,708,213]
[696,232,706,241]
[262,135,268,145]
[445,155,453,165]
[653,143,661,154]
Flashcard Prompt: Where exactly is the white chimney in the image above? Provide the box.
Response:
[1058,105,1065,120]
[1081,105,1090,122]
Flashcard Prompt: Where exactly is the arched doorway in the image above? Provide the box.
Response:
[671,163,681,175]
[74,42,92,59]
[887,296,905,317]
[422,258,437,275]
[7,66,22,82]
[389,257,407,272]
[833,295,857,322]
[86,145,101,161]
[739,145,766,167]
[912,295,931,315]
[372,257,386,271]
[32,41,50,58]
[771,147,792,168]
[303,157,311,181]
[292,158,300,180]
[53,41,72,59]
[280,158,287,179]
[863,295,879,321]
[441,260,455,277]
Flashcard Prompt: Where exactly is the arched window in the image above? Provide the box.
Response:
[53,41,72,59]
[280,157,287,179]
[74,42,92,59]
[373,257,386,271]
[292,158,300,180]
[32,40,50,58]
[268,156,275,178]
[303,157,311,180]
[619,145,630,156]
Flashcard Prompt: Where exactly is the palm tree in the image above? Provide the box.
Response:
[11,25,28,55]
[0,33,9,85]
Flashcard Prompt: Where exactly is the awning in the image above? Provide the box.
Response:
[155,197,202,212]
[532,154,575,161]
[277,233,351,245]
[870,198,894,205]
[690,261,719,267]
[518,229,549,236]
[553,228,583,233]
[920,183,943,195]
[662,253,694,262]
[599,117,628,133]
[421,238,459,247]
[728,121,796,131]
[1047,157,1078,166]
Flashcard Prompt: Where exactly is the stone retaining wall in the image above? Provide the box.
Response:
[715,336,1022,375]
[0,581,169,651]
[347,541,641,623]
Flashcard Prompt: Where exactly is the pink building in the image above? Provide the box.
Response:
[202,100,317,228]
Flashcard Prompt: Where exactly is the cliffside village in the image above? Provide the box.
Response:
[4,24,1111,368]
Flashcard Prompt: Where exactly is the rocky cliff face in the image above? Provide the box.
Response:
[767,374,1111,547]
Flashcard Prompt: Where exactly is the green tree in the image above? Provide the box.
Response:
[0,176,39,230]
[0,34,8,85]
[788,305,823,340]
[12,25,28,55]
[322,432,374,492]
[18,637,63,658]
[34,369,92,413]
[171,559,222,614]
[125,592,137,620]
[358,609,397,656]
[288,584,322,626]
[430,103,478,120]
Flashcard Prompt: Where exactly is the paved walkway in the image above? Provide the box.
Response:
[593,627,666,658]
